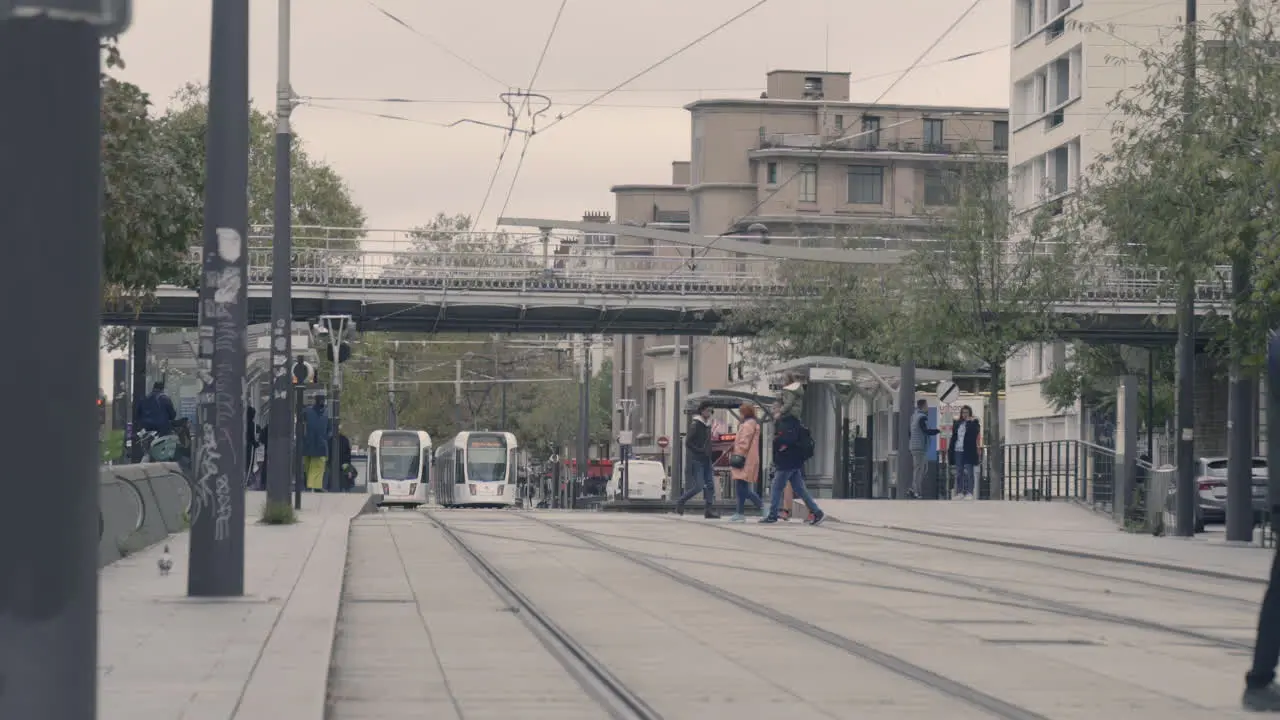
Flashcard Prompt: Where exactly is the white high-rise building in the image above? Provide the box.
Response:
[1004,0,1232,446]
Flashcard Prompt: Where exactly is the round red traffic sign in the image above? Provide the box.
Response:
[657,436,670,448]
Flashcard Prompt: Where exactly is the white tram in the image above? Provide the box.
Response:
[366,430,432,508]
[432,431,518,508]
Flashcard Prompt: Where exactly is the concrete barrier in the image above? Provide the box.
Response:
[99,463,192,567]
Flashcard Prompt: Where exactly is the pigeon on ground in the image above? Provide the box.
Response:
[158,545,173,576]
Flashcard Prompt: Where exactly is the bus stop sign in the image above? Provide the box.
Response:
[2,0,132,35]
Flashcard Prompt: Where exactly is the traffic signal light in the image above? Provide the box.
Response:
[292,357,318,384]
[325,342,351,364]
[97,395,106,425]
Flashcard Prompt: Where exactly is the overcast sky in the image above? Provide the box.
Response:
[116,0,1012,233]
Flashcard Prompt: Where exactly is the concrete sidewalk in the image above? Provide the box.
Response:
[98,491,367,720]
[814,499,1274,580]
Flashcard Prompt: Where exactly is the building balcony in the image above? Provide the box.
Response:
[755,133,1007,159]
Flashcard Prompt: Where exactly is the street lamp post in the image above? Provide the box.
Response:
[266,0,295,510]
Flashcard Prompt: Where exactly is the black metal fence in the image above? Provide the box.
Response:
[930,440,1117,511]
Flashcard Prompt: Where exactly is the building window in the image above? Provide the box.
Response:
[861,115,881,146]
[766,161,778,184]
[798,164,818,203]
[923,118,944,149]
[644,388,657,438]
[834,114,844,131]
[847,166,884,205]
[993,120,1009,152]
[924,169,957,206]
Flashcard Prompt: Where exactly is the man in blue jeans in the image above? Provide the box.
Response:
[760,408,825,525]
[675,401,720,519]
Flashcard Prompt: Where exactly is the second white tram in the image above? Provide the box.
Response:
[433,431,518,508]
[366,430,432,508]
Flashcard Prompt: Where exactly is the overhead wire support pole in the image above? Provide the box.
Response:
[1225,0,1256,543]
[0,4,123,717]
[266,0,296,511]
[190,0,250,598]
[1175,0,1199,537]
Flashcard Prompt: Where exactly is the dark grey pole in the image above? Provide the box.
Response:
[671,338,683,499]
[130,327,148,462]
[897,359,915,499]
[578,342,589,497]
[293,386,305,509]
[1174,0,1199,536]
[1227,5,1257,543]
[330,387,342,491]
[189,0,250,597]
[0,16,102,719]
[266,0,294,509]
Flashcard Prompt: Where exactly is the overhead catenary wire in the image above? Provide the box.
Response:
[587,0,990,339]
[534,0,776,136]
[365,0,509,87]
[488,0,570,228]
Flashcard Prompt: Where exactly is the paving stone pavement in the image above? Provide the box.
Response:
[328,507,1269,719]
[98,491,367,720]
[814,498,1276,580]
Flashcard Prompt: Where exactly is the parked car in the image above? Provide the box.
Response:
[1171,456,1268,532]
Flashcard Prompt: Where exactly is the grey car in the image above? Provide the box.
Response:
[1181,456,1268,532]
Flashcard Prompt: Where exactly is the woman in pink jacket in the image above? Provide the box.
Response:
[728,403,766,522]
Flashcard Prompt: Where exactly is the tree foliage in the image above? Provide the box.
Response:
[1039,342,1175,428]
[155,83,366,247]
[330,334,611,460]
[1078,4,1280,368]
[723,261,907,368]
[901,158,1084,494]
[101,41,201,304]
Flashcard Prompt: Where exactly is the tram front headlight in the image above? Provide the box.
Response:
[381,483,390,495]
[408,483,417,495]
[497,484,505,496]
[469,484,477,496]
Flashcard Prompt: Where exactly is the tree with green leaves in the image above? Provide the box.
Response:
[721,259,907,368]
[155,83,366,246]
[1040,342,1175,434]
[901,158,1084,497]
[1078,4,1280,390]
[101,41,201,307]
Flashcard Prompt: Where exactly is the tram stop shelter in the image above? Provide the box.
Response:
[762,357,952,499]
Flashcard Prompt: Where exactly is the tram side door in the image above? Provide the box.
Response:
[421,445,432,502]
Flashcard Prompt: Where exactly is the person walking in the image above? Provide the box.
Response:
[947,405,981,500]
[727,403,765,522]
[1242,331,1280,712]
[301,395,331,492]
[760,400,824,525]
[908,398,941,499]
[134,381,176,437]
[338,425,355,492]
[674,401,720,519]
[775,371,805,519]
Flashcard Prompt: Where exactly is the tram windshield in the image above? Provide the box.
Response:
[378,433,421,480]
[466,434,508,483]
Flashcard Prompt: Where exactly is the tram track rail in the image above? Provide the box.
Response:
[815,521,1261,609]
[522,513,1051,720]
[424,510,663,720]
[688,519,1254,652]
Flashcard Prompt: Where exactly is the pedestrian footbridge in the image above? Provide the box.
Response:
[102,219,1232,335]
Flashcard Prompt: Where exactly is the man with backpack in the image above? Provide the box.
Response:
[134,381,176,438]
[760,400,825,525]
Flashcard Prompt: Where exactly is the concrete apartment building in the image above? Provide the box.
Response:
[1005,0,1235,456]
[610,69,1007,480]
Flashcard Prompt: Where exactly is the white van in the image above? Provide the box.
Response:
[606,460,668,500]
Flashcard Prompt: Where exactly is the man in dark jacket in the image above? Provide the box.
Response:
[674,401,720,519]
[301,396,330,491]
[135,381,177,437]
[760,409,824,525]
